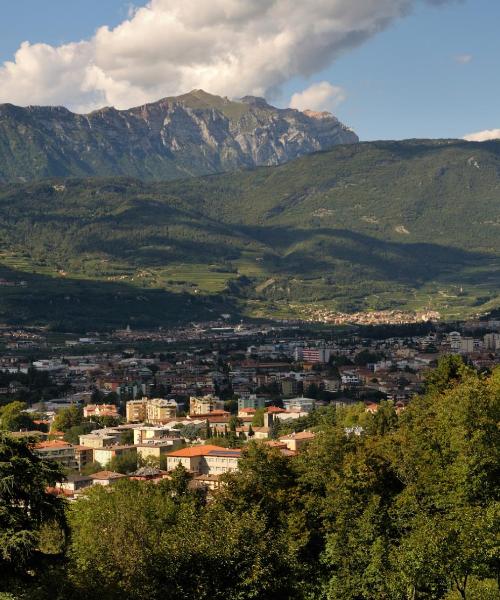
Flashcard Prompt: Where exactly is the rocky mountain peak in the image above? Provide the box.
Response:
[0,90,358,183]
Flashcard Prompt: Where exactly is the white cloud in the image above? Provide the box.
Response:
[0,0,458,112]
[290,81,346,113]
[455,53,472,64]
[463,129,500,142]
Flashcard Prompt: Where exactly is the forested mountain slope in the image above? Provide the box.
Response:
[0,139,498,327]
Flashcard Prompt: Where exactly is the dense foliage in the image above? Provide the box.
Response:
[0,139,498,328]
[1,360,499,599]
[0,435,65,586]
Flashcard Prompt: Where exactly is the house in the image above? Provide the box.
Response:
[278,431,316,452]
[166,444,241,476]
[129,467,169,482]
[90,471,127,486]
[57,474,93,494]
[83,404,119,419]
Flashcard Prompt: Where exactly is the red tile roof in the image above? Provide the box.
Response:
[168,444,225,457]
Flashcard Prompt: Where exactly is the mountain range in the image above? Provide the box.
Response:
[0,138,498,329]
[0,89,357,183]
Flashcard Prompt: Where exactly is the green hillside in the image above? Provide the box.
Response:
[0,139,498,328]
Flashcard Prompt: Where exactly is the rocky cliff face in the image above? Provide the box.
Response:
[0,89,358,182]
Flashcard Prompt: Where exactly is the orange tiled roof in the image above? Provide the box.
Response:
[279,431,316,441]
[267,406,285,413]
[167,444,223,457]
[35,440,72,449]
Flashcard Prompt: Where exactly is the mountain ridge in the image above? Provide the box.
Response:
[0,89,358,183]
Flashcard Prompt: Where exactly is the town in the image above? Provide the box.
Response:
[1,313,499,500]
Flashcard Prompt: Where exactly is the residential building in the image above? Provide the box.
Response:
[281,377,299,397]
[484,332,500,351]
[146,398,178,423]
[126,397,178,424]
[237,394,266,412]
[78,432,121,448]
[56,474,93,494]
[283,396,316,413]
[93,445,137,467]
[90,471,127,486]
[136,440,183,462]
[294,347,332,363]
[133,425,182,445]
[74,445,93,470]
[460,337,475,354]
[33,440,77,468]
[126,398,147,422]
[83,404,119,419]
[279,431,316,452]
[189,394,224,416]
[166,444,241,475]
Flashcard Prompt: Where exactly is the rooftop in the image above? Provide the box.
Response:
[90,471,126,481]
[168,444,241,458]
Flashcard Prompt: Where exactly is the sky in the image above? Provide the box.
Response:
[0,0,497,141]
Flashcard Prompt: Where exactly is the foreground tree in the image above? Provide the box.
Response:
[0,402,35,432]
[0,434,66,598]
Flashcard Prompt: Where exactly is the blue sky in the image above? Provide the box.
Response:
[0,0,497,140]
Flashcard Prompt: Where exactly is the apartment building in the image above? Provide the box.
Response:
[237,394,266,413]
[166,444,241,475]
[146,398,177,423]
[294,347,332,364]
[78,432,121,448]
[136,439,183,462]
[126,399,147,422]
[93,445,137,467]
[126,398,178,423]
[484,332,500,351]
[283,396,315,413]
[33,440,77,468]
[189,394,224,416]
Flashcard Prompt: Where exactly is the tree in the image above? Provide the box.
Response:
[0,434,66,577]
[63,421,95,445]
[107,452,138,475]
[228,415,242,433]
[52,406,83,432]
[252,407,265,427]
[424,354,472,395]
[0,402,35,432]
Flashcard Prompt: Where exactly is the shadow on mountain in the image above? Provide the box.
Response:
[233,225,499,284]
[0,265,240,332]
